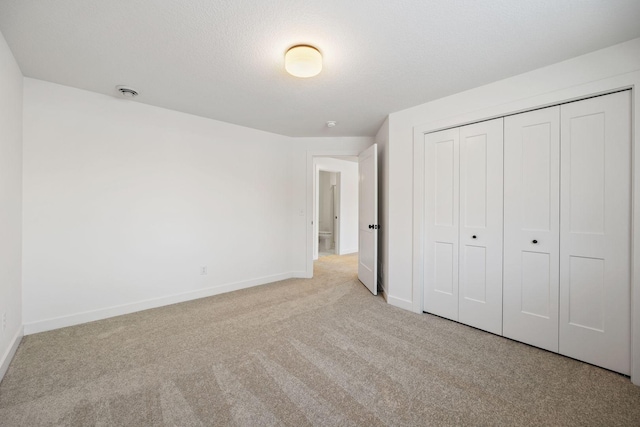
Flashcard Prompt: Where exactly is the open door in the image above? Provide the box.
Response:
[358,144,378,295]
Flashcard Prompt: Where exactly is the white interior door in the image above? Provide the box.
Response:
[358,144,378,295]
[423,128,460,321]
[559,91,631,374]
[503,106,560,352]
[333,176,340,254]
[458,118,504,335]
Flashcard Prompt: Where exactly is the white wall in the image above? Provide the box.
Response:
[20,79,374,333]
[314,158,359,256]
[0,30,23,382]
[22,78,294,333]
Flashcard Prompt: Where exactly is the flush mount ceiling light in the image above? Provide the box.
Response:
[285,45,322,78]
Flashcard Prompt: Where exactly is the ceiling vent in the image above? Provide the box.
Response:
[116,85,139,98]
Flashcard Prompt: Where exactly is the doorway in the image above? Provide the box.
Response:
[312,157,359,260]
[306,153,361,276]
[315,170,340,258]
[306,147,378,296]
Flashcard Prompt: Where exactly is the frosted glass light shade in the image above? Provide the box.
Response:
[285,45,322,78]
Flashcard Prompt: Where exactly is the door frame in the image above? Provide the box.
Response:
[306,149,362,277]
[313,166,341,260]
[413,71,640,384]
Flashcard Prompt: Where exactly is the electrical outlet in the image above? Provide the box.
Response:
[200,266,208,275]
[2,312,6,331]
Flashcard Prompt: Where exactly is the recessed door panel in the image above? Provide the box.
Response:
[462,246,486,303]
[522,123,552,231]
[435,141,455,226]
[569,113,605,234]
[559,91,631,375]
[463,135,487,229]
[458,118,503,335]
[521,251,551,318]
[503,106,560,352]
[424,128,459,321]
[434,242,454,295]
[568,256,604,331]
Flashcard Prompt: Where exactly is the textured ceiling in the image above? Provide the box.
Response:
[1,0,639,137]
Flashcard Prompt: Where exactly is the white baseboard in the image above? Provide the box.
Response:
[24,272,295,335]
[338,247,358,255]
[291,270,311,279]
[387,295,413,312]
[0,326,23,384]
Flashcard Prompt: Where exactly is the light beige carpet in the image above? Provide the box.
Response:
[1,253,640,426]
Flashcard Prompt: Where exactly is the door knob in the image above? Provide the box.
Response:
[532,239,538,244]
[369,224,373,229]
[472,235,477,239]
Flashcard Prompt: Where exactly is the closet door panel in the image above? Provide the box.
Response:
[559,91,631,375]
[424,128,460,321]
[503,106,560,352]
[458,118,503,335]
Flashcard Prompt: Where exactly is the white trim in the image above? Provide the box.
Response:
[412,129,426,314]
[412,71,640,385]
[386,295,414,311]
[291,270,310,279]
[413,85,633,137]
[24,272,295,335]
[0,326,23,384]
[632,79,640,386]
[313,163,320,260]
[339,247,358,255]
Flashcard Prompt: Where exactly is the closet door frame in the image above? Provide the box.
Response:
[413,70,640,385]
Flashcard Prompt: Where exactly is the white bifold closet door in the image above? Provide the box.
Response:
[458,119,503,335]
[559,91,631,375]
[424,119,503,335]
[424,127,460,321]
[503,106,560,352]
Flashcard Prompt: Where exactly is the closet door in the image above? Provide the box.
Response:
[423,128,460,321]
[458,118,503,335]
[559,91,631,375]
[503,107,560,352]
